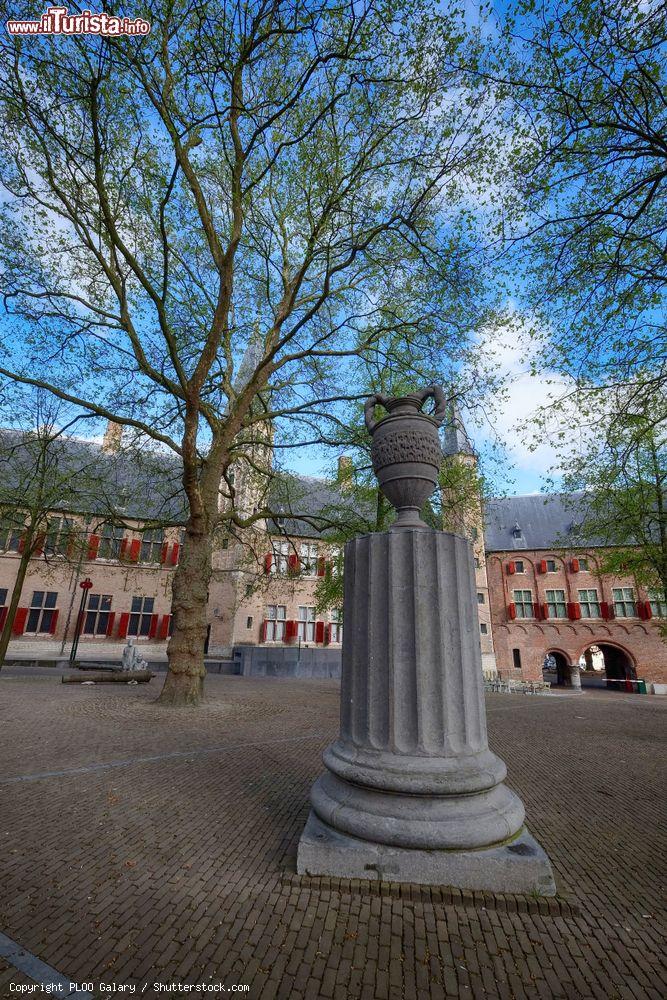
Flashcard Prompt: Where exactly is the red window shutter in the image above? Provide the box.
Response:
[324,624,331,646]
[0,607,7,632]
[538,559,547,574]
[315,620,325,643]
[534,603,542,621]
[644,600,653,620]
[316,556,326,577]
[148,613,159,638]
[574,603,581,620]
[508,602,517,620]
[118,612,130,639]
[158,614,171,640]
[507,562,516,575]
[570,558,580,573]
[105,612,115,637]
[13,607,29,635]
[160,541,169,564]
[33,532,46,556]
[567,602,581,621]
[47,609,59,635]
[287,554,299,575]
[541,602,549,620]
[260,619,267,642]
[129,539,141,563]
[87,534,100,560]
[119,538,129,561]
[170,542,180,566]
[284,619,297,642]
[17,534,26,555]
[600,601,609,620]
[264,552,273,574]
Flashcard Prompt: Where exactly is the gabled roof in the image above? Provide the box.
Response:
[483,493,600,552]
[0,428,186,523]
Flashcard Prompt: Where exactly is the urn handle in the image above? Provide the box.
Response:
[364,393,389,433]
[417,385,448,426]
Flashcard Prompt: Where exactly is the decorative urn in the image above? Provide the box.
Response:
[364,385,448,530]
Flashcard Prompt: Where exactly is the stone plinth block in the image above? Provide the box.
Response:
[298,529,555,894]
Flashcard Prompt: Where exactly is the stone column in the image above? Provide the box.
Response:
[298,528,555,891]
[297,388,555,893]
[569,664,583,692]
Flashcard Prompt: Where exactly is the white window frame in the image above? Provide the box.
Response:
[613,587,635,618]
[301,542,318,576]
[128,596,155,636]
[329,608,343,644]
[298,606,316,642]
[514,560,524,573]
[26,591,58,633]
[578,589,600,618]
[545,589,567,619]
[545,558,557,572]
[648,590,667,618]
[271,540,289,575]
[140,528,164,564]
[83,593,112,635]
[513,589,534,619]
[265,605,286,641]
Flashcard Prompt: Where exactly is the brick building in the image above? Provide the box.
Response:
[484,495,667,691]
[1,421,664,690]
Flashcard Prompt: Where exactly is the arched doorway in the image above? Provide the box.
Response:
[579,643,636,691]
[543,650,571,687]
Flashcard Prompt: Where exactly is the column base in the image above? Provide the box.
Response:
[297,811,556,896]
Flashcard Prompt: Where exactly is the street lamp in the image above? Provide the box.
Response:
[69,577,93,664]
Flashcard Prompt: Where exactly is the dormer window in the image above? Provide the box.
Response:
[511,522,522,539]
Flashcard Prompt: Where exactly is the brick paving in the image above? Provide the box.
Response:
[0,670,665,999]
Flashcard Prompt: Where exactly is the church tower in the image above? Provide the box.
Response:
[441,404,498,677]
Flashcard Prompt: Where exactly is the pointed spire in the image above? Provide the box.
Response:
[442,401,474,458]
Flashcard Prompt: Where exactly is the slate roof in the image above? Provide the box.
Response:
[483,493,601,553]
[0,428,186,523]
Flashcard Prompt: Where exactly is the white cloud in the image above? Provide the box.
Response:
[469,313,587,480]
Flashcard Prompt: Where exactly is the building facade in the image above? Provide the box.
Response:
[484,496,667,690]
[1,428,665,689]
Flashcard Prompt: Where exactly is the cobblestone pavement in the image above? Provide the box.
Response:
[0,671,665,999]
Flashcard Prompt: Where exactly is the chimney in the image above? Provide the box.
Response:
[337,455,353,489]
[102,420,123,454]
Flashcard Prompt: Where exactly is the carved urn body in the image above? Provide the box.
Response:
[365,386,447,530]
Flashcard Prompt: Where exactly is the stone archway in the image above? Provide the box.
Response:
[579,642,636,692]
[543,649,571,687]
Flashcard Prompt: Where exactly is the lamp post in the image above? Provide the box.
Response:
[69,577,93,664]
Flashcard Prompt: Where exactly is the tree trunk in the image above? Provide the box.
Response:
[0,546,33,670]
[158,524,213,706]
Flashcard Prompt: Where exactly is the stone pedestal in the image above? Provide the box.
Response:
[298,529,555,894]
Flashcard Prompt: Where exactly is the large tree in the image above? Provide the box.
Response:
[487,0,666,424]
[0,1,498,704]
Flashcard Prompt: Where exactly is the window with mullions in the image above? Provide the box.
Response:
[98,523,125,560]
[648,590,667,618]
[578,589,600,618]
[271,539,290,574]
[140,528,164,564]
[545,589,567,619]
[613,587,635,618]
[84,594,112,635]
[0,517,23,552]
[298,606,316,642]
[45,516,74,556]
[512,589,534,619]
[128,596,155,637]
[26,591,58,633]
[301,542,318,576]
[329,608,343,643]
[265,605,286,641]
